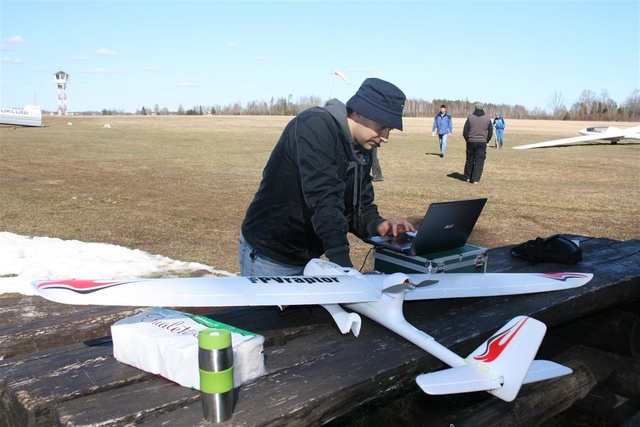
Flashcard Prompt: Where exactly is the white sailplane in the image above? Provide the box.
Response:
[0,105,42,127]
[513,125,640,149]
[33,258,593,402]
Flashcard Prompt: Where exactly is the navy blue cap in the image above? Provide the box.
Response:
[346,78,406,130]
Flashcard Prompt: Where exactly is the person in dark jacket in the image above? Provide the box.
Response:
[462,103,493,184]
[239,78,415,276]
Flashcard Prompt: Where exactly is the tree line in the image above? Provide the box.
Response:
[119,88,640,121]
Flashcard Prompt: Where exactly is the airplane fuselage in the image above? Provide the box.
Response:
[579,126,622,143]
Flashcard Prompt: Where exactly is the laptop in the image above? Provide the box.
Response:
[365,198,487,256]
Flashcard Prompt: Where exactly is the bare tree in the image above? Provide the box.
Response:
[622,89,640,120]
[297,95,323,111]
[596,89,618,120]
[548,91,567,119]
[570,90,597,120]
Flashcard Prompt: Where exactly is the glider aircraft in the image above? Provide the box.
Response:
[33,258,593,402]
[513,125,640,150]
[0,105,42,127]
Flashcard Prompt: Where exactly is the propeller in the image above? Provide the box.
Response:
[383,277,439,294]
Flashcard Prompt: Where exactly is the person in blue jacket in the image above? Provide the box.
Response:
[493,112,506,148]
[432,104,453,157]
[239,78,415,276]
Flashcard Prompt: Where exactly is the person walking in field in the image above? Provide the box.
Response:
[371,146,383,181]
[493,112,506,148]
[462,103,493,184]
[432,104,453,158]
[239,78,415,276]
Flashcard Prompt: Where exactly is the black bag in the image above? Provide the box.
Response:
[510,234,582,265]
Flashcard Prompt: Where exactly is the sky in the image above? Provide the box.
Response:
[1,0,639,114]
[0,231,231,296]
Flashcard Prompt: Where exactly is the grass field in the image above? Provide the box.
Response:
[1,115,638,275]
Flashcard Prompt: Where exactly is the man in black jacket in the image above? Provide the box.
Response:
[462,103,493,184]
[239,78,414,276]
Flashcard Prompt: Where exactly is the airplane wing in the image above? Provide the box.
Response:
[32,274,383,307]
[619,125,640,139]
[404,272,592,300]
[513,131,626,150]
[32,271,592,307]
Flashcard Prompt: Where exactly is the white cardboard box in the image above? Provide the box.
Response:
[111,307,266,389]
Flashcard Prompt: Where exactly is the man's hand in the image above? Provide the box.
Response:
[377,218,416,237]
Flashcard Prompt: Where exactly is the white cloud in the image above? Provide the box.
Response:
[96,48,116,56]
[1,57,23,64]
[80,67,130,74]
[3,35,26,44]
[227,42,238,48]
[175,81,205,88]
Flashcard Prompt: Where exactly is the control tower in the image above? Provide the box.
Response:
[54,70,69,115]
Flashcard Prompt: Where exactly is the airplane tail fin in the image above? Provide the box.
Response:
[416,316,571,402]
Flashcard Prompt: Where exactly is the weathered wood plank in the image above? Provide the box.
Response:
[0,298,222,360]
[487,236,639,275]
[124,325,442,427]
[553,307,640,358]
[52,379,200,427]
[0,344,151,427]
[447,362,597,427]
[0,298,147,359]
[555,342,640,399]
[622,408,640,427]
[571,385,640,426]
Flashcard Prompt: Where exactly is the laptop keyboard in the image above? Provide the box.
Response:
[384,234,415,245]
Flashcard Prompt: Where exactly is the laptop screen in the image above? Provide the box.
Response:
[410,198,486,255]
[366,198,487,255]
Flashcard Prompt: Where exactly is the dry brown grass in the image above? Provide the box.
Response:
[1,115,638,275]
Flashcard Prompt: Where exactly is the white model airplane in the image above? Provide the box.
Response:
[33,259,593,402]
[513,125,640,150]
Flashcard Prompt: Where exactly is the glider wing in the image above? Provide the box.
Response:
[403,272,592,300]
[33,274,382,307]
[513,132,624,149]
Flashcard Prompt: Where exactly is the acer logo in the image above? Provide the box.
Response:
[444,224,455,229]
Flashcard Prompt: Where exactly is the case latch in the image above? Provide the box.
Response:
[429,260,445,274]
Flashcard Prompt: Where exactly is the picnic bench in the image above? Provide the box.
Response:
[1,236,639,426]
